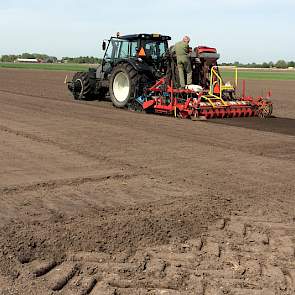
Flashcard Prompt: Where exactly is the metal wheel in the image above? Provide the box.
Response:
[257,100,273,118]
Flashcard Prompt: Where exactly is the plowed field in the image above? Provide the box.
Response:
[0,68,294,295]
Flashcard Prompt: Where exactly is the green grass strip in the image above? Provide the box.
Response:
[221,70,295,81]
[0,63,90,72]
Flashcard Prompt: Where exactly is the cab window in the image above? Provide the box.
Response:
[144,40,167,59]
[130,41,138,57]
[118,41,129,58]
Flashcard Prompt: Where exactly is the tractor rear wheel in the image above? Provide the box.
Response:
[71,72,95,100]
[109,63,139,108]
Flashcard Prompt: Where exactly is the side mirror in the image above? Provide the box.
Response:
[102,41,106,51]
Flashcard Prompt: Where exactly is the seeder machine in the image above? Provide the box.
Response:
[131,46,273,120]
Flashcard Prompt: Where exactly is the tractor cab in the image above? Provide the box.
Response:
[101,34,171,78]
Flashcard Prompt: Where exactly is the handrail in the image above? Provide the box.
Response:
[210,66,237,98]
[209,66,223,99]
[209,66,222,99]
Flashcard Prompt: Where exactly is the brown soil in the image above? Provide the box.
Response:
[0,68,294,295]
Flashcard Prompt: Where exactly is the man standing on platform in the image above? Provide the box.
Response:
[174,36,192,88]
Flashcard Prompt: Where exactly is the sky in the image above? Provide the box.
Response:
[0,0,294,63]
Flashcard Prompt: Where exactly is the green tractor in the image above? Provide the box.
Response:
[67,33,171,107]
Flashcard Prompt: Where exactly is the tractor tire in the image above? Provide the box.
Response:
[97,87,108,101]
[109,63,139,108]
[71,72,95,100]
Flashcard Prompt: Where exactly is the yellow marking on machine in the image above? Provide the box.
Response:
[191,65,238,109]
[210,67,235,98]
[200,94,227,108]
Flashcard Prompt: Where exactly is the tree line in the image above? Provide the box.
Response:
[0,53,101,64]
[0,53,57,63]
[1,53,294,68]
[220,60,295,69]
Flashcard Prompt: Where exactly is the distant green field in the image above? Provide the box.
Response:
[221,69,295,81]
[1,62,295,80]
[0,62,90,72]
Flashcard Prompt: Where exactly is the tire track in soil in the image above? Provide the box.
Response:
[0,89,111,110]
[0,124,133,169]
[0,88,147,130]
[2,214,294,294]
[0,172,137,195]
[0,193,229,294]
